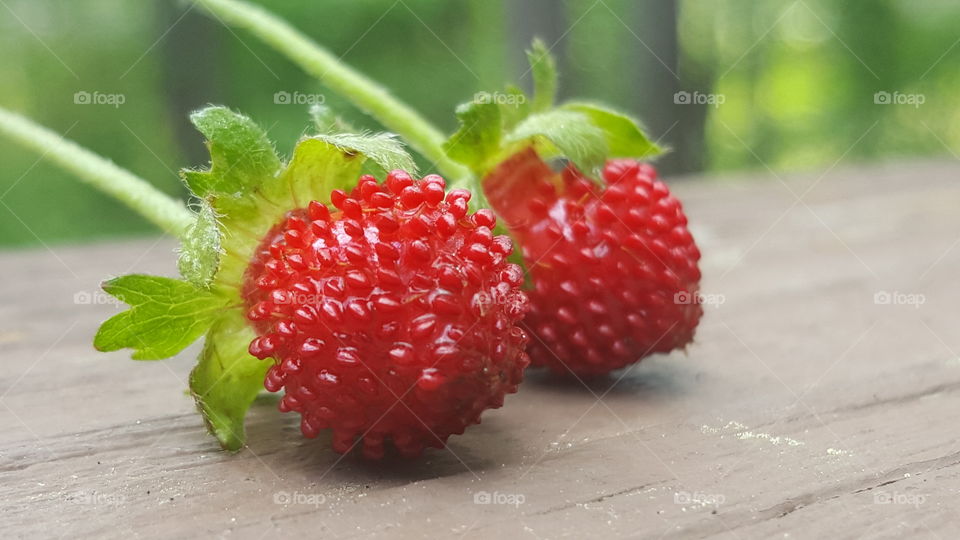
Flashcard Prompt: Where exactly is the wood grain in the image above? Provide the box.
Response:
[2,161,958,539]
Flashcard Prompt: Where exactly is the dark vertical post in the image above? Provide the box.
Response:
[628,0,707,175]
[158,1,225,167]
[506,0,570,97]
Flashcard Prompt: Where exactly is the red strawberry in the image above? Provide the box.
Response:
[484,149,702,376]
[243,171,530,458]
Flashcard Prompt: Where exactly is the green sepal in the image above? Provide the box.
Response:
[443,101,502,173]
[181,106,281,197]
[315,132,417,176]
[562,102,662,159]
[310,104,371,138]
[445,101,643,179]
[177,201,221,288]
[443,39,662,183]
[500,85,531,130]
[306,107,415,177]
[309,103,348,134]
[505,109,607,176]
[189,308,269,452]
[211,135,367,294]
[527,38,557,113]
[94,275,227,360]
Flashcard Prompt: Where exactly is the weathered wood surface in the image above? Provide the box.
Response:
[2,161,959,539]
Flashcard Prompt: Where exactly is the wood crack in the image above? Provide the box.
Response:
[527,480,670,516]
[671,448,960,539]
[749,378,960,431]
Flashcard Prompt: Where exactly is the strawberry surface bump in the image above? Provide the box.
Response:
[243,171,530,458]
[484,150,702,376]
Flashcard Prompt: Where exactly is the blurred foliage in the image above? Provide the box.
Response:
[682,0,960,171]
[0,0,957,247]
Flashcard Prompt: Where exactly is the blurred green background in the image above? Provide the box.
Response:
[1,0,957,247]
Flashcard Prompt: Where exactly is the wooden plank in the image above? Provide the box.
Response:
[1,161,959,539]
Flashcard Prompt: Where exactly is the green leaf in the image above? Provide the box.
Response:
[563,102,662,159]
[505,109,607,175]
[527,38,557,113]
[443,101,502,173]
[189,308,269,452]
[181,106,281,197]
[94,275,227,360]
[177,202,221,288]
[314,132,417,176]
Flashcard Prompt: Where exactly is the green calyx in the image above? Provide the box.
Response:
[445,39,662,183]
[94,106,417,451]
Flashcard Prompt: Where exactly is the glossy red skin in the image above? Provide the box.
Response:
[484,150,702,376]
[243,171,530,458]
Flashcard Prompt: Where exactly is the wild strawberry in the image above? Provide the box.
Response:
[243,171,530,458]
[484,149,702,376]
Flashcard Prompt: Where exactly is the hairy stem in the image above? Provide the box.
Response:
[196,0,471,181]
[0,106,193,238]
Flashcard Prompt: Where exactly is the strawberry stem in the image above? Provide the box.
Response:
[0,106,193,238]
[196,0,471,183]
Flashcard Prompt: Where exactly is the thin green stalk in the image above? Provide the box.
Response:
[195,0,470,181]
[0,106,193,238]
